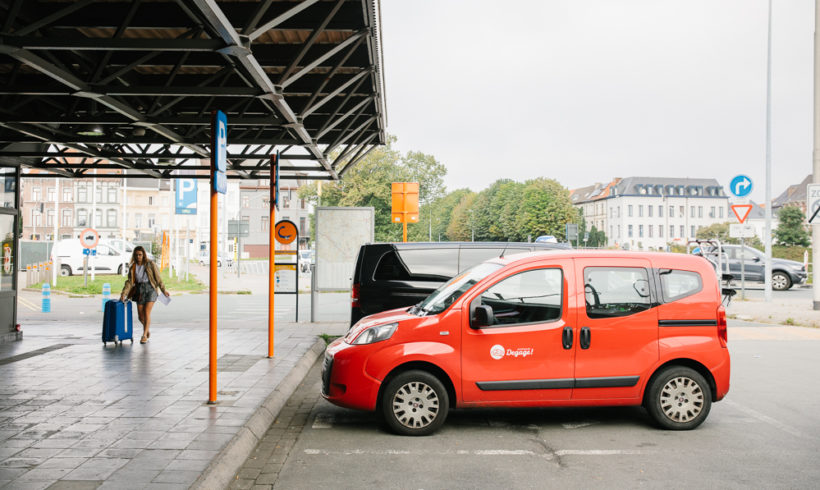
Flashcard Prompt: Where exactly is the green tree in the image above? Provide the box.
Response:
[298,136,447,242]
[447,193,477,241]
[774,206,810,246]
[513,178,580,242]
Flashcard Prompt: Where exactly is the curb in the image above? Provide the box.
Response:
[191,337,327,490]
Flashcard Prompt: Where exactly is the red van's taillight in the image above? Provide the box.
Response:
[717,305,728,348]
[351,283,360,308]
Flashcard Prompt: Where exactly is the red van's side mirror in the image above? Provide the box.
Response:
[471,305,494,328]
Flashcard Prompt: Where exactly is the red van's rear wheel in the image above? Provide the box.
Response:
[646,366,711,430]
[381,370,449,436]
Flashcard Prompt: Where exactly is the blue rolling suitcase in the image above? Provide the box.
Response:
[102,300,133,346]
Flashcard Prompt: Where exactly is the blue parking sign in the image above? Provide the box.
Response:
[212,110,227,194]
[175,178,197,215]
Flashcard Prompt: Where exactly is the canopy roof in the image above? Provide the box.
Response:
[0,0,387,181]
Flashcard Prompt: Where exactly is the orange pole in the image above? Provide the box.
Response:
[208,186,218,403]
[268,196,275,358]
[402,220,407,243]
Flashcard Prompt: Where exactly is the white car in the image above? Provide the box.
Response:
[52,239,130,276]
[199,253,233,267]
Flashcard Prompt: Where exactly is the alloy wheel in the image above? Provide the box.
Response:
[391,381,440,429]
[659,376,704,423]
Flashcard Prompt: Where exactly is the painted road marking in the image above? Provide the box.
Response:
[562,421,600,429]
[723,400,805,438]
[18,297,38,311]
[555,450,644,456]
[303,448,649,458]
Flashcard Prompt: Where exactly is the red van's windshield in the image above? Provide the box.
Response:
[414,262,503,315]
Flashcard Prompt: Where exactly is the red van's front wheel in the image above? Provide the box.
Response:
[381,370,449,436]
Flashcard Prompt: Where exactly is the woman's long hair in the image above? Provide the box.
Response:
[130,245,151,267]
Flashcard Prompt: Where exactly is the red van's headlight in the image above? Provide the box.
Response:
[350,322,398,345]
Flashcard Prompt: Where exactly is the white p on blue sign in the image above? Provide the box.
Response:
[175,179,197,215]
[729,175,753,197]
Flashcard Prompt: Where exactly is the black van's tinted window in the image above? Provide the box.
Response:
[373,249,458,281]
[458,248,531,272]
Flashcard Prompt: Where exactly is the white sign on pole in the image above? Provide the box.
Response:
[807,184,820,224]
[729,224,756,238]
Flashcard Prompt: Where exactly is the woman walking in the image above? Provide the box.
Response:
[119,246,169,344]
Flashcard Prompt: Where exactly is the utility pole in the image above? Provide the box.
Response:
[813,0,820,309]
[121,171,127,276]
[52,180,58,286]
[90,170,96,281]
[764,0,773,302]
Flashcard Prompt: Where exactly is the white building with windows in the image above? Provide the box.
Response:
[572,177,730,250]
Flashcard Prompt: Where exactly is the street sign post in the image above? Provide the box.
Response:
[729,224,756,238]
[208,109,227,405]
[731,204,753,224]
[566,223,579,247]
[79,228,98,287]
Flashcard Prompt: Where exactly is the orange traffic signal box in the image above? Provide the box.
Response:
[391,182,419,223]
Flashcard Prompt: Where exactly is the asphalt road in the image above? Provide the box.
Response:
[234,323,820,489]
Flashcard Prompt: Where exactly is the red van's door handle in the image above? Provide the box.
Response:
[562,326,573,349]
[580,327,591,350]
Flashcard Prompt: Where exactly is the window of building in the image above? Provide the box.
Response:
[62,186,72,202]
[679,206,684,216]
[77,208,88,227]
[301,199,306,209]
[477,268,563,326]
[639,224,644,237]
[108,186,117,203]
[669,206,674,218]
[32,186,41,201]
[617,207,621,218]
[648,225,653,238]
[261,216,269,231]
[94,209,102,227]
[659,225,664,237]
[135,213,142,228]
[617,225,620,238]
[94,184,102,203]
[680,225,684,237]
[148,214,156,228]
[148,196,153,206]
[62,209,72,226]
[242,195,250,208]
[698,206,703,218]
[628,205,633,217]
[690,225,695,237]
[46,209,54,226]
[107,209,117,228]
[283,191,291,208]
[300,217,307,235]
[77,184,87,203]
[648,205,653,218]
[638,205,643,217]
[719,207,724,218]
[628,225,633,237]
[584,267,651,318]
[658,205,663,218]
[47,187,55,201]
[659,269,702,302]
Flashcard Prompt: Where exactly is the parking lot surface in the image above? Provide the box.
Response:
[235,321,820,489]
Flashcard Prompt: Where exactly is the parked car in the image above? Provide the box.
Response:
[324,250,730,436]
[534,235,558,243]
[350,241,571,326]
[698,244,806,291]
[52,239,130,276]
[198,252,233,267]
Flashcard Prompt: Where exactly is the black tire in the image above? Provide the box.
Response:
[117,264,123,275]
[772,271,792,291]
[60,265,72,277]
[646,366,711,430]
[380,370,449,436]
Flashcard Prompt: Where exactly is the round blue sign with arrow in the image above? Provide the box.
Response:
[729,175,753,197]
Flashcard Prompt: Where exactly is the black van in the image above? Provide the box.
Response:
[350,241,571,325]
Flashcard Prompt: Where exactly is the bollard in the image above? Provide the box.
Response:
[102,283,111,311]
[41,283,51,313]
[26,265,31,288]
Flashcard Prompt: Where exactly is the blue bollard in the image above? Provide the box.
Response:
[102,283,111,311]
[41,283,51,313]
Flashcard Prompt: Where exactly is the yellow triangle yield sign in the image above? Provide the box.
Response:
[731,204,753,224]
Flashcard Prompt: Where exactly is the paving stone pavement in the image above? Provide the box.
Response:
[0,318,346,489]
[231,359,324,490]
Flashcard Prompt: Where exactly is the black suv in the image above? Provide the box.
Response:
[350,241,571,325]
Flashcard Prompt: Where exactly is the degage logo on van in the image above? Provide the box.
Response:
[490,344,534,360]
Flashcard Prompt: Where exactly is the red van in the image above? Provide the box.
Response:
[322,251,730,436]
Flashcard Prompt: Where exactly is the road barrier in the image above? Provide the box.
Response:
[102,283,111,311]
[41,283,51,313]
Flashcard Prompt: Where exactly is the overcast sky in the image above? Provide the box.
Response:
[379,0,814,203]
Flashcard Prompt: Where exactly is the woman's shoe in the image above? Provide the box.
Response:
[140,335,147,344]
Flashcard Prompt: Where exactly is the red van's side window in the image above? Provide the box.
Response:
[584,267,651,318]
[478,268,563,326]
[658,269,702,302]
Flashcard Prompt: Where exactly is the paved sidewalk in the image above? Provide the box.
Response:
[0,317,347,489]
[727,293,820,328]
